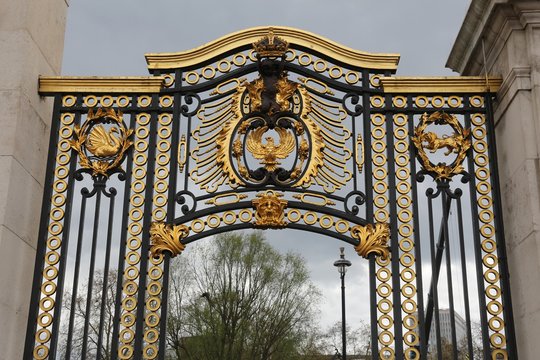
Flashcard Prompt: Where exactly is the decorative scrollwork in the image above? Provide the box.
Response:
[180,93,202,116]
[149,222,189,258]
[252,190,288,228]
[344,191,367,215]
[69,107,133,178]
[175,190,197,215]
[412,111,471,181]
[342,92,363,116]
[351,223,390,260]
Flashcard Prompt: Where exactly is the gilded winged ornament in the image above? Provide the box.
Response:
[189,30,352,193]
[246,126,296,172]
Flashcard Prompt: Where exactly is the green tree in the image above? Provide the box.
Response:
[322,321,371,358]
[165,232,322,360]
[58,270,117,360]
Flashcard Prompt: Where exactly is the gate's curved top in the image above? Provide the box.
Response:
[144,26,400,70]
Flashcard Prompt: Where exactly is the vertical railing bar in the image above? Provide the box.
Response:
[158,69,183,360]
[464,107,491,359]
[484,93,518,358]
[362,69,378,360]
[23,95,63,359]
[423,197,451,340]
[456,196,474,359]
[65,192,89,357]
[442,190,458,359]
[97,191,116,358]
[81,189,103,360]
[427,194,442,359]
[408,102,427,359]
[111,107,137,360]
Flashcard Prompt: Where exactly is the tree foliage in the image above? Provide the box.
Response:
[166,232,322,360]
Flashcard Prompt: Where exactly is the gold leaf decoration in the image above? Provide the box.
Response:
[252,191,288,228]
[412,111,471,181]
[69,107,133,177]
[351,223,390,260]
[149,222,190,258]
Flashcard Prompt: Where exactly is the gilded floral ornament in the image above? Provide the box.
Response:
[252,191,288,228]
[149,222,190,258]
[351,223,390,260]
[69,107,133,177]
[412,111,471,181]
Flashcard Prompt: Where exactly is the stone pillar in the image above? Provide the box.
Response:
[448,1,540,358]
[0,0,67,359]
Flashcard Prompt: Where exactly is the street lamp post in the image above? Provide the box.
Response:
[334,247,352,360]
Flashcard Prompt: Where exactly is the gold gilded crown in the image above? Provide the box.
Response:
[252,29,289,58]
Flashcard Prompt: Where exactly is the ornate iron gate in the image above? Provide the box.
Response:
[25,27,517,359]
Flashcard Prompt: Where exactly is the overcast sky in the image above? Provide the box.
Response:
[61,0,472,332]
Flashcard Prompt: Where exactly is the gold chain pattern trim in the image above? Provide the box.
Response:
[142,110,174,359]
[118,110,150,359]
[32,111,74,360]
[394,113,419,356]
[371,112,395,359]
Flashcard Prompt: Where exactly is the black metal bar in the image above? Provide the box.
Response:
[23,95,63,359]
[65,190,89,357]
[408,106,427,359]
[49,101,82,358]
[441,190,458,359]
[424,195,452,349]
[111,106,137,360]
[362,69,378,360]
[81,188,102,359]
[427,193,442,359]
[184,222,356,245]
[456,196,474,359]
[464,109,492,359]
[485,93,518,359]
[133,94,160,357]
[97,189,116,359]
[158,69,183,360]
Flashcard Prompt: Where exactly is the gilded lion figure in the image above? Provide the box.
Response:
[419,131,469,156]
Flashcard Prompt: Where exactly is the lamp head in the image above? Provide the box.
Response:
[333,247,352,275]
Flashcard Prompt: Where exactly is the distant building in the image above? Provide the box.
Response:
[425,309,466,350]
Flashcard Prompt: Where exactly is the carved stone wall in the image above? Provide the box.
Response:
[448,1,540,358]
[0,0,67,358]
